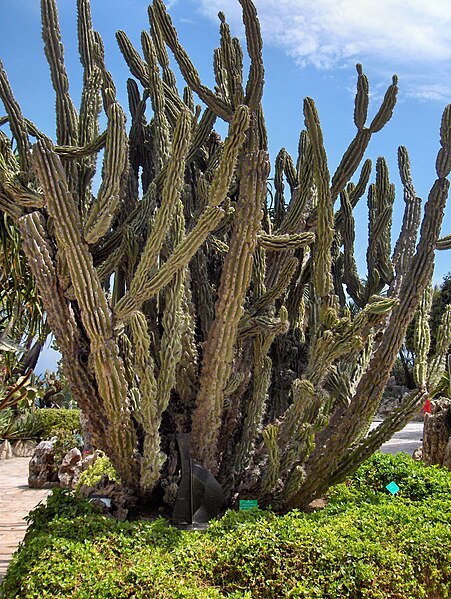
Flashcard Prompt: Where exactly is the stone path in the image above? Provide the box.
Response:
[372,421,424,456]
[0,458,50,584]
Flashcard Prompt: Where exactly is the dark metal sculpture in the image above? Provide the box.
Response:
[172,433,223,527]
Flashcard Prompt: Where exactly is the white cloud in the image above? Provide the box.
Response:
[194,0,451,100]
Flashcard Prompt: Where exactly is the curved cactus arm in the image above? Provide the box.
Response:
[391,146,422,291]
[238,0,264,112]
[116,30,149,88]
[428,304,451,389]
[123,110,191,304]
[353,64,369,130]
[0,154,44,219]
[116,204,227,322]
[41,0,79,148]
[191,150,270,471]
[83,103,129,244]
[340,189,365,305]
[148,4,178,92]
[334,159,372,229]
[0,62,30,173]
[328,387,429,487]
[437,234,451,250]
[369,75,398,133]
[330,69,397,201]
[151,0,233,122]
[257,232,315,251]
[216,12,244,108]
[32,137,138,487]
[436,104,451,179]
[18,211,108,443]
[55,131,106,158]
[249,257,298,314]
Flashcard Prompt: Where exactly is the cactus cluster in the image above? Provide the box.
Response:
[0,0,450,509]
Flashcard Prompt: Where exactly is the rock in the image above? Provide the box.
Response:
[58,447,82,488]
[0,440,13,459]
[11,440,37,457]
[412,445,423,461]
[28,439,59,488]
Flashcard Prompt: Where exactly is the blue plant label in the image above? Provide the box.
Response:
[386,481,400,495]
[239,499,258,511]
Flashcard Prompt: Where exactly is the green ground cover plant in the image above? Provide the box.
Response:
[1,453,450,599]
[75,455,120,490]
[34,408,81,439]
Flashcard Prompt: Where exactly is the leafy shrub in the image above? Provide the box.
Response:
[332,451,451,502]
[75,455,120,491]
[2,492,450,598]
[25,487,97,533]
[35,408,81,439]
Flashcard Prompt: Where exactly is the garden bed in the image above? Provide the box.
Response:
[1,453,450,598]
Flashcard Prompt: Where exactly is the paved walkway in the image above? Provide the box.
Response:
[0,458,50,584]
[372,421,423,456]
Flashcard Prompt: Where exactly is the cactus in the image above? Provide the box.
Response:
[0,0,449,511]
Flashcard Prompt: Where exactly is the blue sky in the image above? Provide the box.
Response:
[1,0,450,373]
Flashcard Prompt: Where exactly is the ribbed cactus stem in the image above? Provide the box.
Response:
[354,64,369,130]
[141,30,170,169]
[123,110,190,303]
[261,423,281,494]
[427,304,451,389]
[238,0,264,111]
[152,0,233,121]
[19,211,108,445]
[303,98,334,336]
[115,105,249,323]
[83,102,128,243]
[413,285,432,387]
[191,150,270,470]
[41,0,79,148]
[148,4,178,92]
[392,146,422,289]
[0,61,30,173]
[340,189,364,305]
[32,137,138,487]
[369,75,398,133]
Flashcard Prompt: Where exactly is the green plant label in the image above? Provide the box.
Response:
[386,481,400,495]
[239,499,258,511]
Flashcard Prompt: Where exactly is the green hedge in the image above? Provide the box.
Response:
[2,454,451,599]
[34,408,81,439]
